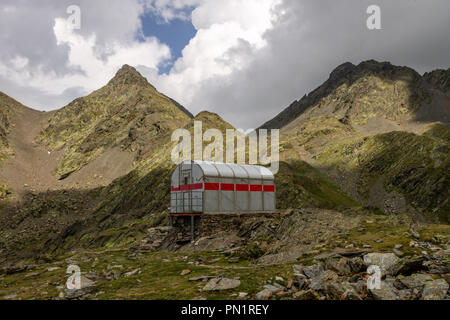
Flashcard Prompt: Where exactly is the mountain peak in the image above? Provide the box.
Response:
[107,64,152,87]
[329,62,356,79]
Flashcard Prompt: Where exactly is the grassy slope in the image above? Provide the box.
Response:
[0,92,20,199]
[36,65,192,179]
[1,211,448,300]
[0,109,361,264]
[269,60,449,221]
[260,60,435,130]
[315,124,450,222]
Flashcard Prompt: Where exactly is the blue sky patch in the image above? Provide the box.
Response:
[141,12,197,74]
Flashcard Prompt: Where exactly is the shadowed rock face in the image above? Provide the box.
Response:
[261,60,450,221]
[423,67,450,94]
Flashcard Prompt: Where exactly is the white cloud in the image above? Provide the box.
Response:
[10,56,29,69]
[0,0,171,108]
[146,0,281,113]
[0,0,449,129]
[149,0,450,129]
[144,0,202,22]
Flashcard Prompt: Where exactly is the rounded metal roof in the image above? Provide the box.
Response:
[181,160,274,180]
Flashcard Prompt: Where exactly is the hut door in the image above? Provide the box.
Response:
[182,174,191,213]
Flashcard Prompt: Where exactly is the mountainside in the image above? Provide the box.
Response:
[263,60,450,222]
[424,67,450,94]
[0,92,19,159]
[0,61,448,301]
[261,60,449,131]
[0,93,14,199]
[36,65,193,180]
[0,105,357,264]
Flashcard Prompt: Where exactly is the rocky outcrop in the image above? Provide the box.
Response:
[253,247,450,300]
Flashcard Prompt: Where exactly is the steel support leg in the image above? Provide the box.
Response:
[191,216,195,242]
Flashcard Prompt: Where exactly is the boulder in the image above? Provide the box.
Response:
[399,273,433,291]
[363,253,399,276]
[392,256,426,276]
[369,281,400,300]
[325,281,362,300]
[369,277,413,300]
[302,264,326,291]
[255,289,272,300]
[263,284,285,294]
[348,257,366,273]
[422,279,449,300]
[325,257,352,275]
[303,264,324,279]
[202,277,241,291]
[64,276,96,299]
[293,273,309,290]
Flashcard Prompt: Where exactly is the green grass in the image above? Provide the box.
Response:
[0,249,294,300]
[276,160,359,210]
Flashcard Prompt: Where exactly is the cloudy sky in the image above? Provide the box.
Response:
[0,0,449,129]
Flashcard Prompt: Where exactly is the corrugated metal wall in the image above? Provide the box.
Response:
[170,161,275,214]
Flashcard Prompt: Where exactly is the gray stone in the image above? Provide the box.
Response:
[180,269,191,276]
[409,228,420,240]
[292,264,303,274]
[325,257,352,275]
[255,289,272,300]
[326,281,362,300]
[303,264,324,279]
[363,253,399,276]
[369,281,400,300]
[392,256,426,276]
[47,267,60,272]
[202,277,241,291]
[123,268,140,277]
[64,276,96,299]
[263,284,284,293]
[309,274,325,291]
[348,257,366,273]
[422,279,449,300]
[293,273,308,290]
[399,273,433,290]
